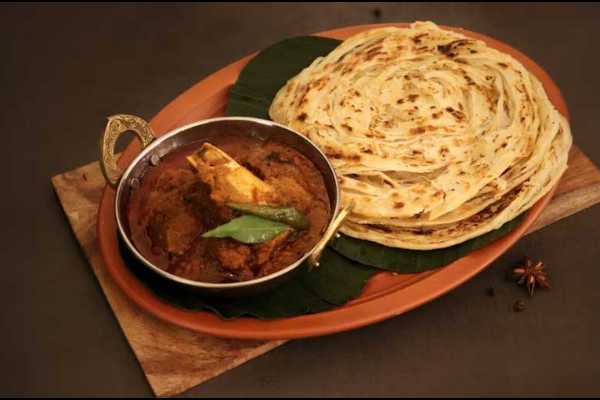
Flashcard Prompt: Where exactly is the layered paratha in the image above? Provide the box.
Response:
[269,21,572,249]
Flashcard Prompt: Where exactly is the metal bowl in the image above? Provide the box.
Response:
[100,114,351,298]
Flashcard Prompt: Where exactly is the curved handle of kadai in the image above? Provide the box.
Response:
[306,199,355,270]
[99,114,155,188]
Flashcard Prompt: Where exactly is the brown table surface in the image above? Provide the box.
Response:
[2,3,600,397]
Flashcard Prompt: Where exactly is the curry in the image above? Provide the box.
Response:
[126,134,331,283]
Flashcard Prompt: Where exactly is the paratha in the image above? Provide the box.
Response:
[269,21,572,249]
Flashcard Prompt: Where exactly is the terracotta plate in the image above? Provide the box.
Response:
[97,23,569,340]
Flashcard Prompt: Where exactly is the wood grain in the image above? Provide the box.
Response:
[527,147,600,233]
[51,163,284,397]
[51,145,600,397]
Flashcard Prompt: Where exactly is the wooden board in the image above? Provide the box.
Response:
[51,145,600,397]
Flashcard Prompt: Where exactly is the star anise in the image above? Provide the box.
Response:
[512,257,551,297]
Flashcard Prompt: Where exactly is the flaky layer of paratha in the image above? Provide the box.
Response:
[339,123,570,249]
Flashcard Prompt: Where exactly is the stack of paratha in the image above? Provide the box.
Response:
[269,21,572,250]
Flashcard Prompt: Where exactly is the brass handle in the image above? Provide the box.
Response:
[99,114,155,188]
[307,199,355,269]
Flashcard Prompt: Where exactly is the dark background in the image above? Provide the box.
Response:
[2,3,600,397]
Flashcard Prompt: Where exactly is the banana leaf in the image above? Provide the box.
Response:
[329,215,525,272]
[227,35,525,274]
[226,36,340,118]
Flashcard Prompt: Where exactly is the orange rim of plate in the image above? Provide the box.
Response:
[97,23,569,340]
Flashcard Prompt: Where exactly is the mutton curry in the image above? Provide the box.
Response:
[126,134,331,283]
